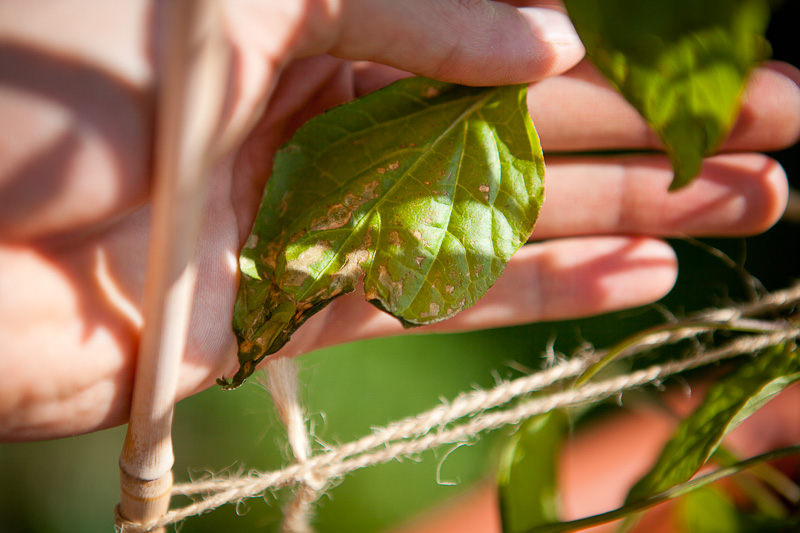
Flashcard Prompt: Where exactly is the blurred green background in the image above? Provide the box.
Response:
[2,7,798,533]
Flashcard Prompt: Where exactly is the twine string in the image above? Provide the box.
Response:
[265,357,320,533]
[115,284,800,533]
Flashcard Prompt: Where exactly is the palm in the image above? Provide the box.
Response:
[2,0,797,442]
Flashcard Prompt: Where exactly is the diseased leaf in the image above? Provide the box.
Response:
[564,0,771,189]
[498,411,569,533]
[626,344,800,503]
[221,78,544,388]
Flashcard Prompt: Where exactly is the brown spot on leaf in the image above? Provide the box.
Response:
[388,231,403,247]
[310,204,352,231]
[368,264,404,307]
[282,240,331,286]
[388,161,399,170]
[245,234,259,249]
[278,191,293,216]
[332,228,373,287]
[363,286,378,301]
[479,184,490,201]
[309,181,380,232]
[419,301,440,319]
[364,180,379,195]
[445,284,454,294]
[262,239,284,270]
[289,229,307,243]
[415,256,425,266]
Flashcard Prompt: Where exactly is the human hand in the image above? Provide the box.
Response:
[0,0,796,442]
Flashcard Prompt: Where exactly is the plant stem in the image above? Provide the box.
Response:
[117,1,228,530]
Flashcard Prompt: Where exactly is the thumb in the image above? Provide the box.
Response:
[311,1,585,86]
[219,1,584,152]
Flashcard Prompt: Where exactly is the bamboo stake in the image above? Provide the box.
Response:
[118,1,229,530]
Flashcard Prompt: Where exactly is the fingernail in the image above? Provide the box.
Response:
[521,8,583,46]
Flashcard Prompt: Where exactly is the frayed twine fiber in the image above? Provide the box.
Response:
[265,357,319,533]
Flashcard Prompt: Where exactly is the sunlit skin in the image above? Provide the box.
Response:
[1,10,799,530]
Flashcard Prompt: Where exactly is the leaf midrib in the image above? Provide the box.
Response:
[293,86,502,309]
[268,90,489,243]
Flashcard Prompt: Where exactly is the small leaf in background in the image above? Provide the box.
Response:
[626,344,800,503]
[677,486,742,533]
[498,410,569,533]
[676,483,800,533]
[223,78,544,388]
[564,0,771,189]
[712,446,793,519]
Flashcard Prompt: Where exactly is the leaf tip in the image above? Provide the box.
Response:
[216,360,257,390]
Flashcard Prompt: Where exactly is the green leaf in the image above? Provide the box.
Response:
[626,344,800,503]
[712,446,792,519]
[564,0,771,189]
[677,486,742,533]
[678,475,800,533]
[498,411,569,533]
[221,78,544,389]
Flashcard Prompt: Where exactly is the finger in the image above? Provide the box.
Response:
[532,153,788,239]
[528,60,800,153]
[0,1,152,242]
[311,1,585,85]
[351,59,800,154]
[352,61,415,97]
[287,236,676,354]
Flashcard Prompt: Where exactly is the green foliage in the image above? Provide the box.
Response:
[498,410,569,533]
[712,446,795,520]
[511,343,800,532]
[564,0,771,189]
[676,483,800,533]
[626,343,800,503]
[677,487,742,533]
[526,444,800,533]
[224,78,544,388]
